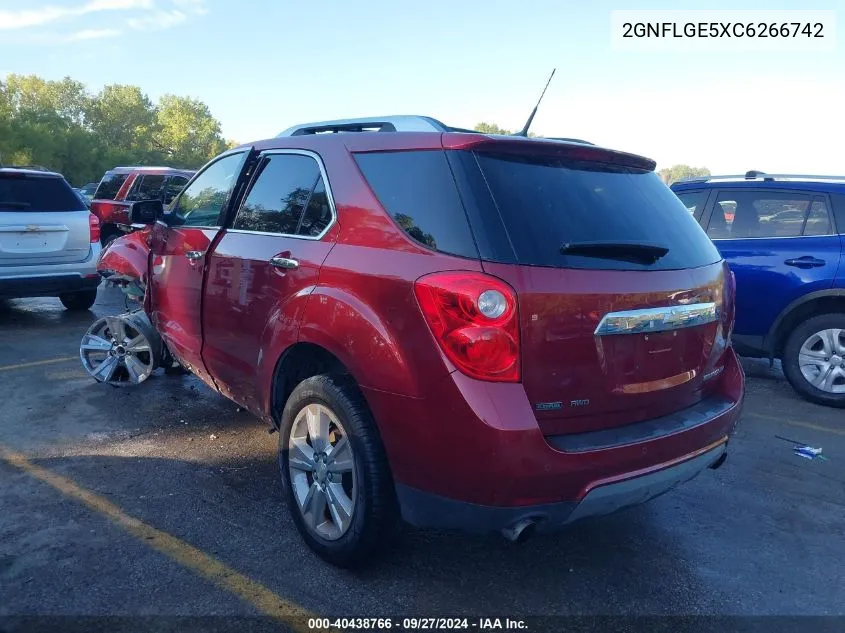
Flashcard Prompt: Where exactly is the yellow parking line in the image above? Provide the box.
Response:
[0,356,77,372]
[746,412,845,437]
[0,444,317,631]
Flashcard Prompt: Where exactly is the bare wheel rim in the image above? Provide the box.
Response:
[288,403,357,541]
[80,316,155,386]
[798,328,845,394]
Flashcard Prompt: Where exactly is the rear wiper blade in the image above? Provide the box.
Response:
[560,241,669,265]
[0,202,31,209]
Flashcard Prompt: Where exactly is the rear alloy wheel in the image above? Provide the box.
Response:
[80,314,157,386]
[59,290,97,311]
[279,375,399,567]
[783,313,845,408]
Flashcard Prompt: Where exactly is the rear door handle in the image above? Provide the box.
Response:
[784,256,825,268]
[185,250,205,261]
[269,256,299,270]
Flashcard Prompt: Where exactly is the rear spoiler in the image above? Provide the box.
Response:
[441,133,656,172]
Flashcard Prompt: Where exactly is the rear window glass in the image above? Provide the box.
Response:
[0,174,87,212]
[354,151,478,259]
[94,173,128,200]
[474,152,722,271]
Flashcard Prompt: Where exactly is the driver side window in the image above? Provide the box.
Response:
[170,153,245,227]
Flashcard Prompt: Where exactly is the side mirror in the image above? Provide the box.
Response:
[128,199,164,224]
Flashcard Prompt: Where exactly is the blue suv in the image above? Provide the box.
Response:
[672,173,845,408]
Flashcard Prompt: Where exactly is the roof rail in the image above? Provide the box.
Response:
[678,172,845,184]
[277,115,453,137]
[4,164,51,172]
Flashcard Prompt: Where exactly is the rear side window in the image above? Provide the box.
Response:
[354,151,478,259]
[0,174,87,212]
[707,191,824,239]
[473,152,721,270]
[93,173,128,200]
[126,174,166,202]
[233,154,328,236]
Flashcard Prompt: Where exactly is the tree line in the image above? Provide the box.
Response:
[0,74,232,186]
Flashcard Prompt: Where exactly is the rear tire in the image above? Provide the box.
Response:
[278,374,399,568]
[60,290,97,311]
[782,313,845,408]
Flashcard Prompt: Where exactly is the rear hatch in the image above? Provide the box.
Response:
[0,171,92,266]
[448,141,730,435]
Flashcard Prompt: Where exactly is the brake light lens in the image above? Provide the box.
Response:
[88,213,100,243]
[414,272,520,382]
[725,269,736,341]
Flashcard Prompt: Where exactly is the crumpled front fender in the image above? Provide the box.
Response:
[97,228,151,287]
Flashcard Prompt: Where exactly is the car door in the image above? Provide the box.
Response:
[202,150,337,413]
[148,151,250,387]
[702,188,839,346]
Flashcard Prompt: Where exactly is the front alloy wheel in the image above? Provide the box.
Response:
[288,403,357,540]
[80,314,156,385]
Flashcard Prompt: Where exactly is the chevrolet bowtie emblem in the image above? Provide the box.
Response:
[25,225,40,232]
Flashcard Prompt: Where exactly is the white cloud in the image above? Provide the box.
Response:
[64,28,122,42]
[0,0,152,30]
[172,0,207,15]
[127,9,186,31]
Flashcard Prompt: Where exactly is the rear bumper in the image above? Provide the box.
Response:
[0,273,101,298]
[396,441,728,533]
[0,244,101,298]
[363,348,744,533]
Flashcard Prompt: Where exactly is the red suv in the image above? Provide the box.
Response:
[93,116,744,567]
[90,166,194,246]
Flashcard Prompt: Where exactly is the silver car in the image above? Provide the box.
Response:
[0,167,102,310]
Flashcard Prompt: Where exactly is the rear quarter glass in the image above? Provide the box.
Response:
[0,173,87,212]
[471,151,722,271]
[829,192,845,234]
[353,150,479,259]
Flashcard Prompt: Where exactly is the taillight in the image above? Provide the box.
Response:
[705,265,735,382]
[88,213,100,243]
[414,272,520,382]
[725,269,736,341]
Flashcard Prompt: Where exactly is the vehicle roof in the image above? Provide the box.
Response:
[672,178,845,194]
[235,131,657,171]
[0,167,62,178]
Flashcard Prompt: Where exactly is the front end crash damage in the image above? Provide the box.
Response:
[97,228,151,303]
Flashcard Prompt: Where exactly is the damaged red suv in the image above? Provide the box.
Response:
[93,116,743,567]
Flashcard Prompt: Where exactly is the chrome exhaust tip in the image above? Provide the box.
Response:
[501,519,537,543]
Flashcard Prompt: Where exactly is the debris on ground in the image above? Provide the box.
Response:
[209,434,217,441]
[776,435,827,461]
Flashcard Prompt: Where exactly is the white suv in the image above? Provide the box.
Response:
[0,167,102,310]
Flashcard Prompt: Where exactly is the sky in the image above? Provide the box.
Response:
[1,0,843,173]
